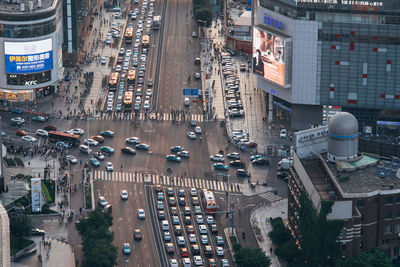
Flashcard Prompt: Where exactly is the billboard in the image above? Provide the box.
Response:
[31,178,42,212]
[4,38,53,74]
[253,27,285,86]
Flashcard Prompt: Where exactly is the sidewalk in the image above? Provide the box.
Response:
[251,199,288,267]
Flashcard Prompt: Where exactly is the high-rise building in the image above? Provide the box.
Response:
[0,0,63,102]
[254,0,400,133]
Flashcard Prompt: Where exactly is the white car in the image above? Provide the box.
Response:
[210,154,224,162]
[105,162,114,172]
[216,246,224,256]
[196,215,204,224]
[193,256,203,266]
[79,144,92,154]
[84,138,99,146]
[194,126,201,134]
[98,196,108,207]
[143,100,150,109]
[177,236,185,246]
[169,259,178,267]
[22,135,37,143]
[206,215,214,224]
[187,132,197,139]
[138,209,146,219]
[189,234,196,243]
[182,258,191,267]
[11,117,25,124]
[146,89,152,96]
[221,259,229,267]
[280,129,288,138]
[191,188,197,196]
[119,48,125,55]
[71,128,85,135]
[126,137,140,144]
[101,57,107,65]
[66,155,78,164]
[121,190,128,200]
[199,224,207,234]
[126,49,132,56]
[116,65,122,72]
[36,129,48,137]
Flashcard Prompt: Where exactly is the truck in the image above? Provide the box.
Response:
[277,158,293,171]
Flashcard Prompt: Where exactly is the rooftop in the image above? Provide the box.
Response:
[0,0,54,14]
[0,180,29,210]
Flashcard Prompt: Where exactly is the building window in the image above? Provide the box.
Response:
[382,239,390,245]
[6,71,51,86]
[396,224,400,233]
[384,224,392,234]
[373,197,378,205]
[357,200,365,208]
[394,247,399,257]
[385,211,393,220]
[386,196,393,205]
[396,196,400,203]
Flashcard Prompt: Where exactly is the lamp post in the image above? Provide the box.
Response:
[197,20,212,120]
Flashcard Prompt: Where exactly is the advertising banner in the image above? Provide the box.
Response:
[5,38,53,74]
[31,178,42,212]
[253,27,285,86]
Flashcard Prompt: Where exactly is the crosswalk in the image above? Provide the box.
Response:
[93,170,242,193]
[93,112,207,122]
[258,192,282,202]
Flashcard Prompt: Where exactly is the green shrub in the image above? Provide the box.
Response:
[10,237,34,256]
[4,157,16,166]
[15,173,25,180]
[85,183,92,210]
[41,183,54,204]
[13,158,24,167]
[43,180,55,202]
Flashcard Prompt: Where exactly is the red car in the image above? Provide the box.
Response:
[180,248,189,257]
[16,130,28,136]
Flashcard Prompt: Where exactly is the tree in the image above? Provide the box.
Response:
[194,8,213,27]
[234,245,271,267]
[275,239,301,262]
[268,217,292,246]
[10,214,32,237]
[337,249,392,267]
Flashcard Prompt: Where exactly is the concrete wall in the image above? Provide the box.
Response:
[0,204,10,267]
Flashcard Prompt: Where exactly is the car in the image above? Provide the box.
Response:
[194,72,201,80]
[166,154,181,162]
[164,231,171,241]
[204,245,213,257]
[143,100,150,109]
[250,154,266,161]
[187,132,197,139]
[123,243,131,255]
[236,169,251,177]
[120,190,128,200]
[32,115,47,122]
[175,225,182,236]
[187,225,194,234]
[199,224,208,234]
[210,224,218,234]
[171,207,178,216]
[137,208,146,219]
[192,31,198,38]
[11,108,24,114]
[177,151,190,158]
[229,109,244,117]
[221,259,229,267]
[35,129,48,137]
[158,210,166,220]
[100,130,114,137]
[121,147,136,155]
[196,215,204,224]
[166,243,175,254]
[227,152,240,160]
[216,236,224,246]
[184,216,191,225]
[208,258,217,267]
[119,47,125,55]
[79,144,92,154]
[147,79,153,87]
[157,201,164,210]
[177,236,186,246]
[155,184,162,192]
[280,129,288,138]
[177,189,185,197]
[31,228,45,236]
[189,234,196,243]
[252,158,270,165]
[94,152,105,160]
[172,215,180,225]
[192,197,200,206]
[191,244,200,255]
[182,258,191,267]
[190,188,197,197]
[133,228,142,240]
[170,146,184,152]
[11,117,25,124]
[90,135,104,143]
[189,119,196,126]
[229,160,245,168]
[89,158,100,167]
[169,197,177,206]
[194,206,201,214]
[157,192,165,200]
[184,206,191,216]
[71,128,85,135]
[66,155,78,164]
[170,259,178,267]
[210,154,224,162]
[131,13,137,20]
[277,171,289,180]
[84,138,99,146]
[206,215,214,224]
[43,125,56,131]
[194,126,201,134]
[213,163,228,171]
[193,255,203,266]
[216,246,224,256]
[201,235,208,245]
[178,197,185,206]
[135,143,149,151]
[126,136,140,144]
[146,89,152,96]
[101,57,107,65]
[100,146,115,154]
[98,196,108,207]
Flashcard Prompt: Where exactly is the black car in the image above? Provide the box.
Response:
[252,158,270,166]
[236,169,251,177]
[158,210,166,220]
[277,172,289,180]
[121,147,136,155]
[229,160,245,168]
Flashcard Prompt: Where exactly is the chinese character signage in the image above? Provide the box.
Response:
[4,38,53,74]
[31,178,42,212]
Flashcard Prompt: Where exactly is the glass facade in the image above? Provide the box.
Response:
[0,19,56,38]
[6,71,51,86]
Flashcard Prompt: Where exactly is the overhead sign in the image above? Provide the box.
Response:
[183,88,199,97]
[31,178,42,212]
[5,38,53,74]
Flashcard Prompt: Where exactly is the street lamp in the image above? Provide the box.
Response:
[197,19,212,120]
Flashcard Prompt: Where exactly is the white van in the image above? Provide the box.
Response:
[79,145,92,154]
[184,97,190,106]
[162,220,169,231]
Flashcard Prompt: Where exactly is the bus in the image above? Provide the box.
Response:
[48,131,80,146]
[108,72,119,91]
[123,92,133,110]
[203,190,217,214]
[153,16,161,30]
[142,35,150,48]
[127,69,136,85]
[125,27,133,44]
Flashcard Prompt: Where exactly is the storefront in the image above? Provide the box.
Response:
[0,89,33,102]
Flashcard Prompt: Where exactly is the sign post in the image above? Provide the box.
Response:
[31,178,42,212]
[182,88,199,97]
